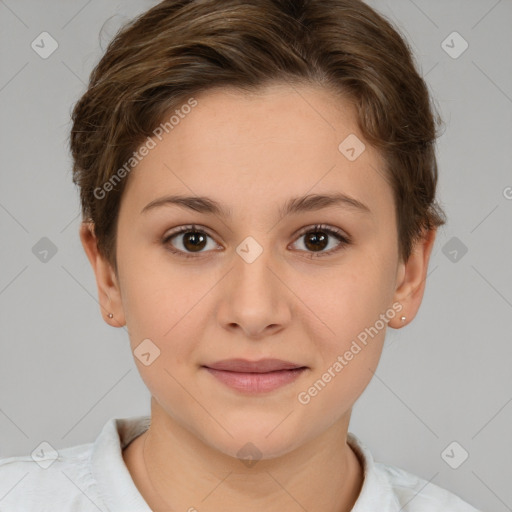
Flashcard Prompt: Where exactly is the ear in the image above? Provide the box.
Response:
[79,221,126,327]
[389,228,437,329]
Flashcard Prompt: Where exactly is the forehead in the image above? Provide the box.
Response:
[121,83,393,222]
[172,83,362,158]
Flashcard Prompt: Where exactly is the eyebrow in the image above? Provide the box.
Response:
[140,192,371,219]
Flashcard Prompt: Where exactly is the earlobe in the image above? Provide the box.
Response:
[390,228,437,329]
[79,221,126,327]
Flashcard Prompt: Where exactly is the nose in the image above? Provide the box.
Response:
[216,241,292,339]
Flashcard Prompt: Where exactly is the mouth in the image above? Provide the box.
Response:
[202,358,308,393]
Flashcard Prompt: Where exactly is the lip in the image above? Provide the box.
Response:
[205,358,305,373]
[202,358,308,393]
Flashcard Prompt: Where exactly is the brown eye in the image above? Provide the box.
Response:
[303,231,329,252]
[163,223,351,260]
[180,231,208,252]
[291,224,351,258]
[163,225,218,258]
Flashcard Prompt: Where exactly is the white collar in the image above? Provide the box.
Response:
[91,415,401,511]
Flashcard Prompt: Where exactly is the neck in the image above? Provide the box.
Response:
[124,401,364,512]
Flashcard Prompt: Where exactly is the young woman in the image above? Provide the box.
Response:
[0,1,481,510]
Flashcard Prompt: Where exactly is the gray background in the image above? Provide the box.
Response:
[0,1,511,510]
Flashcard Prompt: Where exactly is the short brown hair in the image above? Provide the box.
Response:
[70,0,446,275]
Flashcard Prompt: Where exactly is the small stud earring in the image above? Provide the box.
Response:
[400,316,406,322]
[108,313,113,318]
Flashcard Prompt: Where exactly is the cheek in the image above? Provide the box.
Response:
[309,254,394,343]
[296,269,390,422]
[124,292,204,414]
[124,283,204,367]
[117,250,212,379]
[118,241,197,328]
[296,250,395,403]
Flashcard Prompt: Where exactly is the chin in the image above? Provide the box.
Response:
[199,422,310,462]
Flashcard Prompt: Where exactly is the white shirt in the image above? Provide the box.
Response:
[0,415,481,511]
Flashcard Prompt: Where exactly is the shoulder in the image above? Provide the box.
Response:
[347,432,481,511]
[0,441,103,511]
[375,461,481,511]
[0,416,151,512]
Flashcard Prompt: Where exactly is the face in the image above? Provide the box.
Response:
[82,82,435,460]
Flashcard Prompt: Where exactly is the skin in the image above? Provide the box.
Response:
[80,82,436,512]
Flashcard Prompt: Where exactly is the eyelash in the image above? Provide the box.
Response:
[162,224,351,260]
